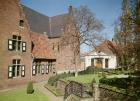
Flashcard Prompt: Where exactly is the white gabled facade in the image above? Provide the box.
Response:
[85,51,117,69]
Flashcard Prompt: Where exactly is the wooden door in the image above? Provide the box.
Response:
[96,59,102,68]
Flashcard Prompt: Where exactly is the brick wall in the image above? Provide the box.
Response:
[0,0,32,89]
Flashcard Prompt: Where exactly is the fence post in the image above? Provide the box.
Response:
[93,83,100,101]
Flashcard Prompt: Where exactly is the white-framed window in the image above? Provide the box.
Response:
[46,65,49,74]
[22,42,26,52]
[8,59,25,79]
[32,65,36,76]
[8,39,13,50]
[48,61,53,72]
[8,35,26,52]
[21,65,25,77]
[41,65,44,74]
[8,66,13,78]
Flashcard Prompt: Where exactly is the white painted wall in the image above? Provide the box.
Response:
[85,51,117,69]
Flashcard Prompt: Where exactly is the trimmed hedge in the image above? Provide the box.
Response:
[27,81,34,94]
[99,77,140,98]
[48,72,74,86]
[78,66,103,75]
[99,76,140,89]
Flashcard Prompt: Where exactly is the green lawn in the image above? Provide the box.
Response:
[63,74,102,84]
[0,88,49,101]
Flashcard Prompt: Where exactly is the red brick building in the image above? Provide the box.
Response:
[0,0,80,89]
[0,0,32,89]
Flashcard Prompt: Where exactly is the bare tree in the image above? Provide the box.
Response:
[60,6,104,76]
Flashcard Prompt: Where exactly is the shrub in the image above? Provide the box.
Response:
[78,66,94,75]
[27,81,34,94]
[102,72,106,78]
[99,77,140,89]
[48,72,74,86]
[78,66,103,75]
[91,78,96,84]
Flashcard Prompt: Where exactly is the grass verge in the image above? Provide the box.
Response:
[63,74,102,84]
[0,88,49,101]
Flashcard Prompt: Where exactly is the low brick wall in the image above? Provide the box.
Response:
[92,84,137,101]
[57,80,69,92]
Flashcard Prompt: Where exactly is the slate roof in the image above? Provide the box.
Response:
[49,14,67,38]
[31,32,55,59]
[22,5,67,38]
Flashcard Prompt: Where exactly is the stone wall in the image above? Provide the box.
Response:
[93,84,137,101]
[57,80,68,92]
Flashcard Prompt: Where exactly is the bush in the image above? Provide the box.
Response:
[48,72,74,86]
[99,77,140,89]
[27,81,34,94]
[92,78,96,84]
[78,66,94,75]
[99,77,129,89]
[78,66,103,75]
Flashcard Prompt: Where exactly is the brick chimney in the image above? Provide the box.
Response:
[68,5,73,15]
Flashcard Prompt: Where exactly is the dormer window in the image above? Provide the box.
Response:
[19,20,24,27]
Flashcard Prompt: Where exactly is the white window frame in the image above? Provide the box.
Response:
[8,66,13,78]
[21,65,25,77]
[8,39,13,50]
[8,59,25,79]
[32,65,36,76]
[22,42,26,52]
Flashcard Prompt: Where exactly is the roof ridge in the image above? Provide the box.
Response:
[22,4,50,18]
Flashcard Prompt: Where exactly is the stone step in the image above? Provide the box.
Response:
[65,94,93,101]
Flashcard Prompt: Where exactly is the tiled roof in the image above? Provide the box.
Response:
[86,40,117,56]
[22,5,67,38]
[95,40,116,55]
[31,32,55,59]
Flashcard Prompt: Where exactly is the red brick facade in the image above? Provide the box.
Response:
[0,0,32,89]
[0,0,80,89]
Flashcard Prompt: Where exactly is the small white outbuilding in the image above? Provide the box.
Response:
[85,41,117,69]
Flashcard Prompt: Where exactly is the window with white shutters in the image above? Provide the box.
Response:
[8,59,25,79]
[8,66,13,78]
[8,35,26,52]
[8,39,13,50]
[21,65,25,77]
[32,65,36,76]
[22,42,26,52]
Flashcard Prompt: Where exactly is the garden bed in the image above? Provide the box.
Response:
[44,84,64,96]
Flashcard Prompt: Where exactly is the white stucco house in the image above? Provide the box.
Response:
[85,41,117,69]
